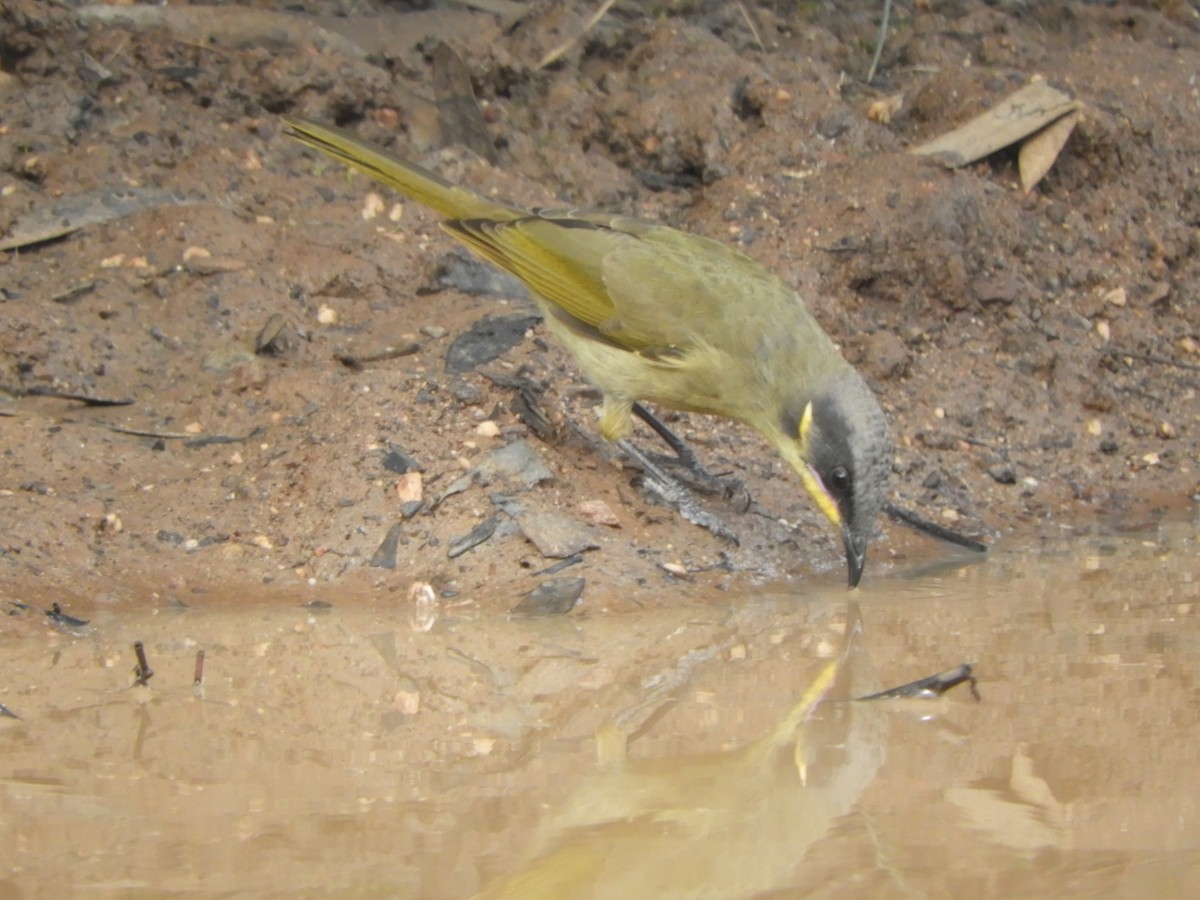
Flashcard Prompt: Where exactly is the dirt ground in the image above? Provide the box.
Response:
[2,0,1200,613]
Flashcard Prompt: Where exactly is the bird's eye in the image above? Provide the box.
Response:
[829,467,851,493]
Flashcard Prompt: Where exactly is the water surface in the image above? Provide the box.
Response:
[2,525,1198,897]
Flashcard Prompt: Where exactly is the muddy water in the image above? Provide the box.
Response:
[2,525,1198,898]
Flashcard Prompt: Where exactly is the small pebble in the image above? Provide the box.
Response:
[451,378,487,405]
[511,577,585,616]
[988,464,1016,485]
[361,191,385,220]
[396,472,423,504]
[578,499,621,527]
[394,687,420,715]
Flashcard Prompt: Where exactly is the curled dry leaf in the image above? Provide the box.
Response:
[911,80,1079,169]
[1019,109,1080,193]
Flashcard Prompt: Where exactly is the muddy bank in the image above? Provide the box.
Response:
[2,1,1199,611]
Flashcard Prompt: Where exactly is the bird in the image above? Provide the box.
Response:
[282,116,892,587]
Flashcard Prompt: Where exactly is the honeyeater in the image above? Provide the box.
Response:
[283,116,892,587]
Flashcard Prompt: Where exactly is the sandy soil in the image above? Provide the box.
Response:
[2,0,1200,612]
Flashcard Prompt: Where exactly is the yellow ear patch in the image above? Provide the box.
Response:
[797,400,814,456]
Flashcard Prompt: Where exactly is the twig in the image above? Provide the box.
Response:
[50,280,99,304]
[132,641,154,686]
[734,1,766,53]
[857,663,980,701]
[1110,348,1200,374]
[110,426,196,439]
[23,386,132,407]
[535,0,618,71]
[884,501,987,553]
[334,341,420,370]
[866,0,894,84]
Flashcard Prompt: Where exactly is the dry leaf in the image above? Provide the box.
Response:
[1019,109,1079,192]
[1,187,197,251]
[911,80,1079,168]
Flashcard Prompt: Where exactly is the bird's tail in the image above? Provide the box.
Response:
[282,116,519,222]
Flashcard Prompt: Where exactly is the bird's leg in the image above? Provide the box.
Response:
[617,439,739,545]
[631,403,744,499]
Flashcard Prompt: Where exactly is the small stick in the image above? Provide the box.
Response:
[866,0,894,84]
[535,0,618,71]
[132,641,154,686]
[1110,348,1200,374]
[193,649,206,686]
[857,663,981,702]
[734,1,766,53]
[884,502,987,553]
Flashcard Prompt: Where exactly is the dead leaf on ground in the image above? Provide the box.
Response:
[910,80,1080,182]
[1019,108,1080,193]
[77,4,366,58]
[0,187,199,251]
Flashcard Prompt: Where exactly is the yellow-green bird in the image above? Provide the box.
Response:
[282,117,892,587]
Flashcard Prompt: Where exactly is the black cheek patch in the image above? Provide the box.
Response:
[811,394,857,523]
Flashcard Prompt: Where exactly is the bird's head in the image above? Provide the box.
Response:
[777,373,892,588]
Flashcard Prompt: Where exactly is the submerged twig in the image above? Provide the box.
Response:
[857,663,980,702]
[132,641,154,686]
[46,602,89,629]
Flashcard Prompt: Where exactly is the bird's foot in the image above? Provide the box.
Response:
[618,439,739,545]
[640,448,746,502]
[631,403,748,503]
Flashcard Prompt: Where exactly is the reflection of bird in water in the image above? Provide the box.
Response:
[473,607,886,899]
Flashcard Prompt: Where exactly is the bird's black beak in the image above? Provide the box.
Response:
[843,526,867,589]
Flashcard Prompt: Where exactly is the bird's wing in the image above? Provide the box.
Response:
[445,214,621,343]
[444,213,781,355]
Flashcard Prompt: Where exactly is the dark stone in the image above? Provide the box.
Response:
[445,314,541,374]
[511,577,585,616]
